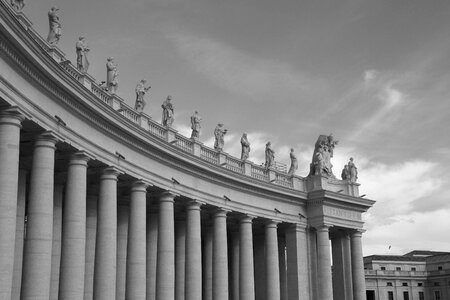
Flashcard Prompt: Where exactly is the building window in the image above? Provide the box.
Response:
[438,266,442,270]
[388,291,394,300]
[387,282,393,286]
[403,291,409,300]
[435,291,441,300]
[434,282,440,286]
[402,282,408,286]
[418,282,423,287]
[411,267,416,271]
[419,292,424,300]
[381,266,386,270]
[396,267,401,271]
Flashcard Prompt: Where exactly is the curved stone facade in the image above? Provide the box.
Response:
[0,1,374,299]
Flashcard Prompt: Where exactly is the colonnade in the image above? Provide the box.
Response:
[0,107,367,300]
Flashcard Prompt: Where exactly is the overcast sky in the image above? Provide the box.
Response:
[20,0,450,256]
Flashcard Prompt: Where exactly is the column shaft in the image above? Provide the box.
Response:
[351,231,366,300]
[316,226,333,300]
[239,216,254,300]
[286,224,310,300]
[0,109,24,299]
[50,183,63,300]
[126,181,148,300]
[202,225,213,300]
[12,169,27,300]
[146,212,158,300]
[185,201,202,300]
[59,152,90,299]
[116,203,129,300]
[231,232,239,300]
[84,195,97,300]
[155,192,176,300]
[343,233,354,299]
[93,167,120,300]
[278,238,287,300]
[21,133,58,300]
[213,209,229,300]
[175,219,186,300]
[265,222,280,300]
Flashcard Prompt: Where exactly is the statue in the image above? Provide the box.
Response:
[47,7,62,45]
[10,0,24,11]
[214,123,227,151]
[190,111,201,139]
[135,80,151,112]
[161,96,174,127]
[341,165,350,180]
[309,134,338,177]
[288,148,298,176]
[240,133,250,160]
[265,142,275,169]
[75,37,90,73]
[106,57,119,94]
[348,157,358,183]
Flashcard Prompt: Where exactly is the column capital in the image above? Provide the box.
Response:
[101,166,123,180]
[264,219,281,228]
[287,223,307,233]
[315,224,333,232]
[158,190,178,202]
[34,131,61,148]
[350,228,366,237]
[239,214,256,223]
[213,207,230,218]
[69,150,95,166]
[186,200,205,210]
[130,179,151,193]
[0,106,27,126]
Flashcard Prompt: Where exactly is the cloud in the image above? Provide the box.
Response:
[166,32,324,100]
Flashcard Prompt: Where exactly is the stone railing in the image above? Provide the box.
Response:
[5,1,362,195]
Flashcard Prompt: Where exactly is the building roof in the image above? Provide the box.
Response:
[364,250,450,264]
[403,250,450,257]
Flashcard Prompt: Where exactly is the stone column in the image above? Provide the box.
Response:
[351,230,366,300]
[331,231,353,300]
[253,235,265,300]
[93,167,121,300]
[202,225,213,300]
[126,180,148,300]
[0,108,24,300]
[213,209,229,300]
[59,152,91,299]
[316,225,333,300]
[146,211,158,300]
[307,228,318,299]
[84,195,97,300]
[116,202,129,300]
[185,201,203,300]
[239,215,255,300]
[278,237,287,300]
[50,183,63,300]
[343,233,354,299]
[265,221,280,300]
[231,232,240,300]
[21,132,59,300]
[175,218,186,300]
[156,192,176,300]
[285,224,310,300]
[12,169,27,300]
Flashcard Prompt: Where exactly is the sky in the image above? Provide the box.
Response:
[18,0,450,256]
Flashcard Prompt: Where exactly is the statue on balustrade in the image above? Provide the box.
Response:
[240,133,250,160]
[265,142,275,169]
[341,164,350,180]
[288,148,298,176]
[10,0,24,11]
[309,134,338,177]
[106,57,119,94]
[47,7,62,45]
[190,111,201,140]
[214,123,227,151]
[75,37,90,73]
[161,96,174,127]
[347,157,358,183]
[135,80,151,113]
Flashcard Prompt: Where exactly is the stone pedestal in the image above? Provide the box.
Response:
[21,132,59,300]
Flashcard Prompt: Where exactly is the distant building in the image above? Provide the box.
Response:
[364,250,450,300]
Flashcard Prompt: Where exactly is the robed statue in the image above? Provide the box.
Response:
[265,142,275,169]
[309,134,338,177]
[135,80,151,112]
[106,57,119,94]
[214,124,227,151]
[240,133,250,160]
[161,96,174,127]
[76,37,90,73]
[288,148,298,176]
[47,7,61,45]
[190,111,201,139]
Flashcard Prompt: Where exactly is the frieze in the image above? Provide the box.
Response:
[323,206,361,221]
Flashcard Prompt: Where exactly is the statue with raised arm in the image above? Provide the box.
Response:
[309,134,338,177]
[106,57,118,94]
[265,142,275,169]
[214,123,227,151]
[11,0,24,11]
[190,111,201,139]
[288,148,298,176]
[161,96,174,127]
[135,80,151,112]
[348,157,358,183]
[76,36,90,73]
[240,133,250,160]
[47,7,62,45]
